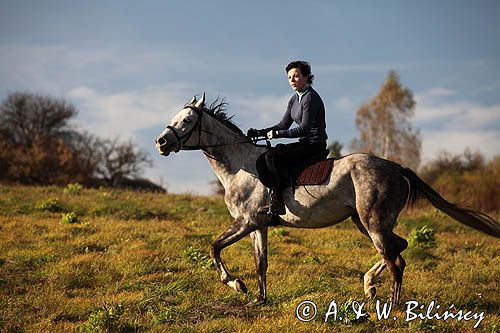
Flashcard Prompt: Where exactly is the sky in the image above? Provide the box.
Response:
[1,0,499,194]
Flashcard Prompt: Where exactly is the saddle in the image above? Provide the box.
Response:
[256,148,334,189]
[295,157,335,186]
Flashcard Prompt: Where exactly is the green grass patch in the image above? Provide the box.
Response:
[183,246,214,270]
[0,185,498,332]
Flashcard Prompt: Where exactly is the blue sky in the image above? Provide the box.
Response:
[1,1,499,194]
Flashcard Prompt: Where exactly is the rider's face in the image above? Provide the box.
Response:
[288,68,308,92]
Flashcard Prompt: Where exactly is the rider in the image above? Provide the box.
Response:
[247,60,328,215]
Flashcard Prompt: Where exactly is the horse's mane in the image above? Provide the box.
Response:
[202,97,244,135]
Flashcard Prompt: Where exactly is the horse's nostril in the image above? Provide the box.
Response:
[157,137,167,146]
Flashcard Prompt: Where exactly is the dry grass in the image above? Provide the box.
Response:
[0,185,498,332]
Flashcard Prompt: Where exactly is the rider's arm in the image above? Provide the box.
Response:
[275,93,318,138]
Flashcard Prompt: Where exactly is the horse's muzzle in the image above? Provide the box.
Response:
[156,137,179,156]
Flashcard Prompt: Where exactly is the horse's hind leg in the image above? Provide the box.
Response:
[364,259,386,299]
[210,218,258,295]
[369,230,407,304]
[352,215,387,299]
[391,234,407,304]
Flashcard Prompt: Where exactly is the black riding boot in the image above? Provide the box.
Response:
[258,187,286,215]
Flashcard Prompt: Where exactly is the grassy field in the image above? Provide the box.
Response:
[0,185,498,332]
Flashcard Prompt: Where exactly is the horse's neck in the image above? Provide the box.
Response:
[200,116,265,188]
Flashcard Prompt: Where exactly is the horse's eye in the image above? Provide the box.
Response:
[183,118,192,124]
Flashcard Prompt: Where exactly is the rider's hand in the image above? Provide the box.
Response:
[247,128,267,137]
[266,130,276,139]
[247,128,259,137]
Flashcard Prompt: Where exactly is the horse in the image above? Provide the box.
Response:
[155,93,500,306]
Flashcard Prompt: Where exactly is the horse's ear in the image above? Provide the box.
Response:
[189,96,197,104]
[195,92,205,108]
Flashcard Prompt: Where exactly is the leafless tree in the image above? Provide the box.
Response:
[0,92,77,146]
[0,92,154,188]
[94,137,153,187]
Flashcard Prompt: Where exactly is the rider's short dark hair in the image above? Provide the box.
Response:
[286,61,314,84]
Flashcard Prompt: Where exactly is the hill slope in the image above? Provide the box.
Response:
[0,185,498,332]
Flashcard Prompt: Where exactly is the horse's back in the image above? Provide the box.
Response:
[280,153,406,228]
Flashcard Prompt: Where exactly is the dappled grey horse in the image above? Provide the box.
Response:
[155,94,500,306]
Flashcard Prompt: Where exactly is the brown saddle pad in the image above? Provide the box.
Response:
[295,158,334,186]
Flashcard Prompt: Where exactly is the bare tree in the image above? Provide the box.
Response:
[210,179,225,196]
[351,70,421,169]
[0,92,77,146]
[0,92,155,188]
[0,92,82,184]
[94,137,153,187]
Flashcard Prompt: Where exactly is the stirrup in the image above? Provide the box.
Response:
[257,188,276,217]
[266,187,275,217]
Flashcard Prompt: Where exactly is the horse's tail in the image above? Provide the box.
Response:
[400,166,500,238]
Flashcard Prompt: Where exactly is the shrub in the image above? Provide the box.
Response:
[36,198,64,212]
[64,183,84,195]
[408,225,436,249]
[419,151,499,212]
[61,212,79,224]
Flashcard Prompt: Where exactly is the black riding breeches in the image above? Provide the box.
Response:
[258,141,326,189]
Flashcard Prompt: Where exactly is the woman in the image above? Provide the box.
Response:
[247,60,328,215]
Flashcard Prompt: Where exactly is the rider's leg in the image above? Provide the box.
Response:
[258,142,326,215]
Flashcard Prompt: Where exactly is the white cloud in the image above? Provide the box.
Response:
[415,97,500,129]
[68,87,298,194]
[68,84,197,139]
[414,87,500,163]
[229,93,291,128]
[334,96,353,112]
[421,129,499,163]
[316,63,410,73]
[149,151,218,195]
[415,87,456,102]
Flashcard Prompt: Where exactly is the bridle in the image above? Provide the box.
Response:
[158,104,269,153]
[163,104,209,151]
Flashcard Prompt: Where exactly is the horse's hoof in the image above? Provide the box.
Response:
[227,279,247,294]
[245,297,266,307]
[365,287,376,300]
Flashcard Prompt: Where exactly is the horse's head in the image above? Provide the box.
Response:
[155,93,206,156]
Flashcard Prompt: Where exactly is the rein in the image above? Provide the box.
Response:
[182,137,269,151]
[165,104,270,151]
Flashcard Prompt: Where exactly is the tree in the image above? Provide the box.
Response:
[0,92,77,147]
[0,92,155,188]
[0,92,82,184]
[94,137,153,187]
[327,140,343,158]
[351,70,421,169]
[210,179,225,196]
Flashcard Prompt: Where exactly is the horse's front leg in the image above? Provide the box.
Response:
[247,227,268,306]
[210,218,258,295]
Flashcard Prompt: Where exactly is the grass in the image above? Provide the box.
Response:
[0,184,498,332]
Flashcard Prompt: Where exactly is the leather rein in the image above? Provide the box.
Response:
[164,105,268,152]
